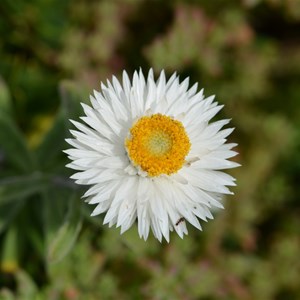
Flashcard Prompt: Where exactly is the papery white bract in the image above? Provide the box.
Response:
[64,69,239,242]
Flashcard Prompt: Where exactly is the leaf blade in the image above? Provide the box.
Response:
[44,188,82,264]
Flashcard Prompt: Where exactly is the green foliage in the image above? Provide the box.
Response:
[0,111,34,173]
[1,0,300,299]
[0,78,84,289]
[45,190,82,264]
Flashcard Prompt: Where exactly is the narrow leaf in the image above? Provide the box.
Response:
[0,173,49,205]
[44,188,82,264]
[0,201,24,234]
[0,112,35,172]
[0,225,18,274]
[34,111,68,170]
[0,77,12,116]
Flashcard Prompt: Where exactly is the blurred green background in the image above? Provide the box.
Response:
[0,0,300,299]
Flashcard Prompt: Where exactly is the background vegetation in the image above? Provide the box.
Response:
[0,0,300,299]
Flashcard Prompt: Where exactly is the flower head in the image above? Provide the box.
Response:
[65,69,239,242]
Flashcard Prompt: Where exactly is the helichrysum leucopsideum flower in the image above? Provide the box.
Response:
[64,69,239,242]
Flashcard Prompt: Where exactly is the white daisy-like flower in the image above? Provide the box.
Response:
[64,69,239,242]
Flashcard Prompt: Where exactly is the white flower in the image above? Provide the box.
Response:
[64,69,239,242]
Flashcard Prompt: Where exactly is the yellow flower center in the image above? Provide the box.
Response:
[125,114,191,177]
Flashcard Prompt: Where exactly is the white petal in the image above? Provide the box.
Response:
[193,157,240,170]
[181,167,234,194]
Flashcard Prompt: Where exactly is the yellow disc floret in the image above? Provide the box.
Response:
[125,114,191,177]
